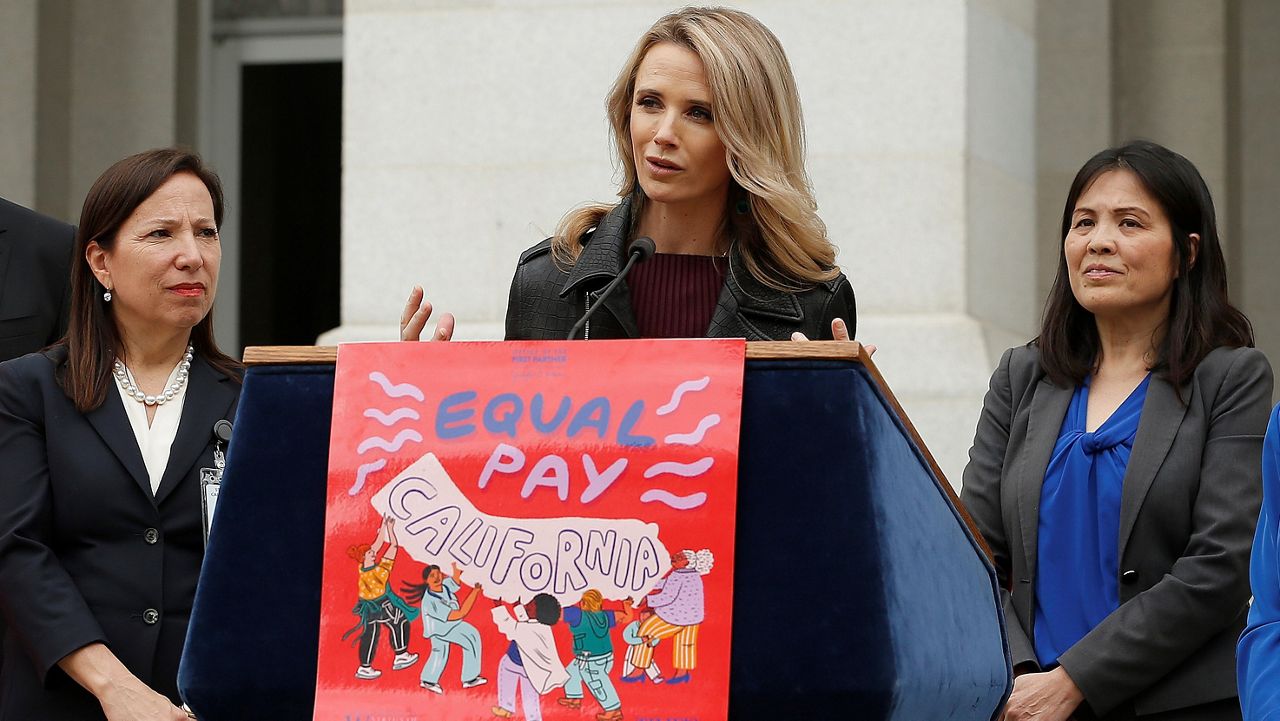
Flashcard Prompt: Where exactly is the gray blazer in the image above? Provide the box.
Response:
[961,344,1272,717]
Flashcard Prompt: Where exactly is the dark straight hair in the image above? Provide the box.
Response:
[1037,140,1253,389]
[400,565,442,605]
[61,148,242,412]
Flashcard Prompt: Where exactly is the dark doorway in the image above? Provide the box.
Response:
[239,62,341,348]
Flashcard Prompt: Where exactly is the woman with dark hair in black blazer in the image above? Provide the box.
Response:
[962,141,1272,721]
[0,149,241,720]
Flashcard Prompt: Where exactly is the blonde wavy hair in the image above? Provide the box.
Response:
[551,6,838,291]
[579,589,604,612]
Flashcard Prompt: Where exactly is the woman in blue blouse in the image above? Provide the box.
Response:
[1239,403,1280,719]
[962,141,1272,721]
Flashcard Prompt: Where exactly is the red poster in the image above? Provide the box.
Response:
[314,340,745,721]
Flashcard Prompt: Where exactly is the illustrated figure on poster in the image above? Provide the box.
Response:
[400,561,487,694]
[623,549,714,685]
[557,590,634,720]
[620,609,665,684]
[344,515,420,679]
[491,594,570,720]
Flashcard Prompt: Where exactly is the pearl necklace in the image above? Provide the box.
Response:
[113,345,193,406]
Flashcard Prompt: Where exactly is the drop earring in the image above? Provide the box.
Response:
[103,288,113,302]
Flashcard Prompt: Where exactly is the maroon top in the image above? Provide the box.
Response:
[626,253,727,338]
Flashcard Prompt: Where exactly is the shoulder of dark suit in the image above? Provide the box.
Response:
[0,196,75,260]
[1194,345,1270,385]
[0,343,66,384]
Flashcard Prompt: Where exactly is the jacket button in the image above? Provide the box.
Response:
[143,608,160,625]
[1120,570,1139,585]
[144,528,159,544]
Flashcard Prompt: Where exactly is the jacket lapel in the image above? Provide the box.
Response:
[86,388,153,502]
[594,283,640,339]
[558,196,816,340]
[559,197,639,338]
[707,249,803,339]
[705,282,752,339]
[154,356,239,505]
[1117,374,1189,562]
[1015,378,1073,582]
[560,196,632,298]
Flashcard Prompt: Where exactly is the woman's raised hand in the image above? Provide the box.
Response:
[400,285,456,342]
[790,318,877,356]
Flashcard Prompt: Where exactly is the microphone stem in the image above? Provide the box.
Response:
[566,249,644,340]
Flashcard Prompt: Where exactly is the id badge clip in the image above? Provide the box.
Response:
[200,419,233,546]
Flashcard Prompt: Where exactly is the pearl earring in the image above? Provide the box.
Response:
[103,289,112,302]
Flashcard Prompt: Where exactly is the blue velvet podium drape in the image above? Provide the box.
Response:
[178,352,1012,720]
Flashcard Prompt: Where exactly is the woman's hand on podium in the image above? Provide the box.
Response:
[998,667,1083,721]
[789,318,877,356]
[400,286,455,342]
[58,643,191,721]
[99,686,191,721]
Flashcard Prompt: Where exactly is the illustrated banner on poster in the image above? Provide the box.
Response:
[313,340,745,721]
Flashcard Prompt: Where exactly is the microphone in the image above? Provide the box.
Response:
[567,236,656,340]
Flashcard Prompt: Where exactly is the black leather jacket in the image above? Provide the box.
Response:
[504,196,856,341]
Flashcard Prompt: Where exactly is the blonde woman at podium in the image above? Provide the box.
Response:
[962,141,1272,721]
[402,6,856,344]
[0,149,242,720]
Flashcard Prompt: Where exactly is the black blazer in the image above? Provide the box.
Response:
[961,344,1273,717]
[0,347,240,720]
[504,194,856,341]
[0,198,74,361]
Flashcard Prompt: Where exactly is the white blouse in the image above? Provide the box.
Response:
[114,361,188,496]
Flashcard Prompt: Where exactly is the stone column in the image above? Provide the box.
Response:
[35,0,73,221]
[0,0,39,208]
[65,0,186,219]
[966,0,1038,355]
[1034,0,1112,303]
[1112,0,1229,241]
[21,0,197,222]
[1232,0,1280,393]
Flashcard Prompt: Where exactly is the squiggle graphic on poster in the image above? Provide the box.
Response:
[371,452,670,604]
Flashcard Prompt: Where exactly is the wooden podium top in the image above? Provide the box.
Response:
[242,340,866,365]
[239,341,992,561]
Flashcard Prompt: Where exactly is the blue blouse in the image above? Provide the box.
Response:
[1238,401,1280,719]
[1034,374,1151,667]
